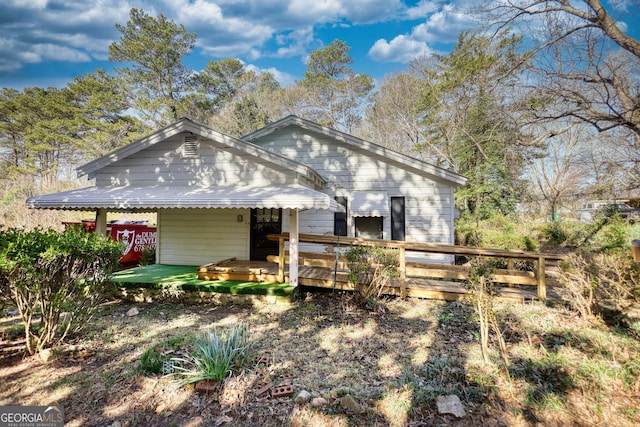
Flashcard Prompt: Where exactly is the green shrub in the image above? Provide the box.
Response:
[170,322,252,386]
[455,212,539,251]
[538,220,568,247]
[345,245,399,310]
[593,216,629,252]
[139,347,166,375]
[534,215,633,253]
[0,228,122,355]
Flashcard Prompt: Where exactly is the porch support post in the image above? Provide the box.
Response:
[94,209,107,236]
[289,208,299,287]
[537,256,547,301]
[278,237,285,283]
[399,246,407,299]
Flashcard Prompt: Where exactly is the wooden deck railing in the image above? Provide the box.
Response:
[267,233,566,300]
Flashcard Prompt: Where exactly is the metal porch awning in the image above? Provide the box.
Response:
[349,191,390,217]
[26,185,340,211]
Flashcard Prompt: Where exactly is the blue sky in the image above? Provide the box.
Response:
[0,0,479,90]
[0,1,638,90]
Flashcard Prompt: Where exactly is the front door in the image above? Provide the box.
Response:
[250,208,282,260]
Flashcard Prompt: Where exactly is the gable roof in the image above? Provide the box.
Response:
[77,118,326,187]
[242,115,468,187]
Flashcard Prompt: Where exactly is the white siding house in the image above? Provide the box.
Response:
[27,116,466,273]
[244,116,466,261]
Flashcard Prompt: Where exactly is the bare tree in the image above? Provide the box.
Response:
[528,123,590,216]
[298,40,374,132]
[359,70,424,155]
[482,0,640,138]
[580,129,640,199]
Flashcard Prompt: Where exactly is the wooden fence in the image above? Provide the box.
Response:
[267,233,566,301]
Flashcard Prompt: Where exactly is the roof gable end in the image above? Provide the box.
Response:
[242,115,467,187]
[77,118,326,186]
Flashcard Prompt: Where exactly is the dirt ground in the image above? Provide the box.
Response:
[1,290,639,427]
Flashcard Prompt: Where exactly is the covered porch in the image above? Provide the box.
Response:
[26,184,342,288]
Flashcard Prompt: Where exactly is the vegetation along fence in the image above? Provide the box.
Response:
[267,233,566,301]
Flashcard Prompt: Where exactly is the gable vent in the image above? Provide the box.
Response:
[181,134,200,158]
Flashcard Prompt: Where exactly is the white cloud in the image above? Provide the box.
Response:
[0,0,477,87]
[273,28,316,58]
[165,0,274,58]
[404,0,440,19]
[368,3,477,64]
[6,0,48,10]
[172,0,225,23]
[161,0,406,60]
[33,44,91,62]
[369,35,432,63]
[411,4,475,44]
[616,20,628,33]
[286,0,344,22]
[246,63,295,87]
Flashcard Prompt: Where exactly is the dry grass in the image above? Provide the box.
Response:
[1,291,639,426]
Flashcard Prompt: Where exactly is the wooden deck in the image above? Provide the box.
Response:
[197,233,566,303]
[198,259,555,302]
[198,258,281,282]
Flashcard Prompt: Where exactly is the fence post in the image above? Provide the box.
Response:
[537,256,546,301]
[399,246,407,299]
[278,236,286,283]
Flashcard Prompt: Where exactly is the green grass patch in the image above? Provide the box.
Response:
[111,264,294,297]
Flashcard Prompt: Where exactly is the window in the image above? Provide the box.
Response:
[355,217,383,240]
[334,196,348,236]
[391,196,406,241]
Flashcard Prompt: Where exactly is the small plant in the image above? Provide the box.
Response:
[466,258,510,375]
[345,245,399,310]
[139,347,165,374]
[138,245,156,266]
[139,336,189,375]
[406,354,486,405]
[170,322,252,386]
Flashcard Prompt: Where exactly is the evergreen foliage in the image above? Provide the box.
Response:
[300,39,374,132]
[109,8,196,126]
[417,31,538,217]
[0,228,122,355]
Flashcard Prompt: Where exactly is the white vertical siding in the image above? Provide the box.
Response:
[157,208,250,265]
